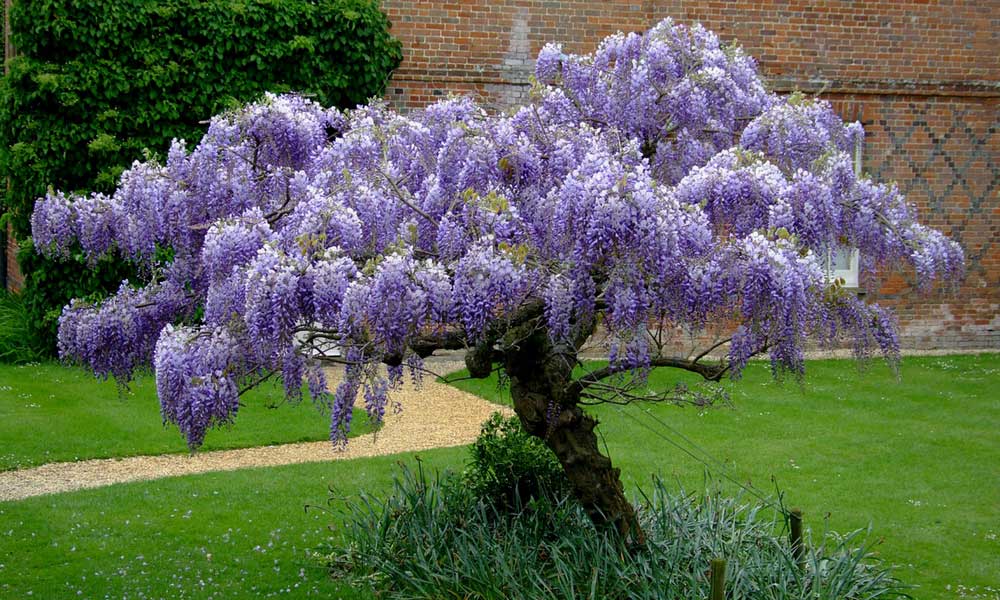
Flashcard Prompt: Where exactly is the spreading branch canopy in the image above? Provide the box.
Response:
[32,20,963,449]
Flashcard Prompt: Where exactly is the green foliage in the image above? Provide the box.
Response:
[1,0,401,238]
[16,240,136,354]
[0,289,47,363]
[324,462,911,600]
[0,0,401,352]
[463,412,571,511]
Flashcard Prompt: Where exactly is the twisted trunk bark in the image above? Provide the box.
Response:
[501,323,643,544]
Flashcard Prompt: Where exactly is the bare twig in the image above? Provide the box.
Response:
[378,169,438,227]
[571,355,730,395]
[238,370,276,396]
[693,336,733,363]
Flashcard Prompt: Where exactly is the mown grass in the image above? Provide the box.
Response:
[447,353,1000,600]
[0,447,468,599]
[1,355,996,599]
[0,362,373,471]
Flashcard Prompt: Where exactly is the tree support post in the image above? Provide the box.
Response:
[709,557,727,600]
[790,507,805,572]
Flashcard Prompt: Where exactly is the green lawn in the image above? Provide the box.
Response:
[0,363,373,470]
[1,355,997,599]
[449,353,1000,600]
[0,447,468,599]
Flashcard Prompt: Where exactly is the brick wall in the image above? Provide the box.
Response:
[381,1,999,108]
[4,225,22,292]
[2,0,17,293]
[380,0,999,350]
[647,1,998,91]
[850,94,999,349]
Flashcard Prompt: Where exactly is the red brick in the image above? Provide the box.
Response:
[379,1,998,350]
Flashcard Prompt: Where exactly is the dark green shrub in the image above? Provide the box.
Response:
[322,462,912,600]
[0,288,47,363]
[15,239,136,354]
[464,412,571,511]
[0,0,402,352]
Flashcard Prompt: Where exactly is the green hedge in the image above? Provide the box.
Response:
[0,0,401,352]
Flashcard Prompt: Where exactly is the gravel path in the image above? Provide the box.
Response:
[0,360,512,502]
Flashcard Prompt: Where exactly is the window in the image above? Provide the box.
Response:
[824,120,863,289]
[825,246,859,289]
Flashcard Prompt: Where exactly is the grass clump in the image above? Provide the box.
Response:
[322,424,911,600]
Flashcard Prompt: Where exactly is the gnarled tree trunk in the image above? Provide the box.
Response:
[500,323,643,544]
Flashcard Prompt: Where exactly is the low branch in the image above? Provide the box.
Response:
[571,355,730,396]
[408,328,468,358]
[437,298,549,378]
[692,336,733,364]
[579,382,725,409]
[297,300,546,376]
[309,354,359,366]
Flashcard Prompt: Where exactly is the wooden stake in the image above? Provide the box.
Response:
[790,507,805,571]
[709,557,726,600]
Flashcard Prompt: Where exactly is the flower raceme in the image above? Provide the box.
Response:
[32,20,963,449]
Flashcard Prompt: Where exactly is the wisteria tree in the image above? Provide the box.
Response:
[33,20,962,540]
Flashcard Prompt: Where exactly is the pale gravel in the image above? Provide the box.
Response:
[0,360,512,502]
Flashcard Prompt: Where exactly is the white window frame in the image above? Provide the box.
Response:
[824,131,863,289]
[825,247,860,289]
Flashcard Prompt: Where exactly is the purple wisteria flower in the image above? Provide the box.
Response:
[31,20,963,448]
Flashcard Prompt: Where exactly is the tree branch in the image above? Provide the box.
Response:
[265,175,295,224]
[238,370,275,396]
[408,328,468,358]
[570,355,730,396]
[579,381,725,408]
[378,169,438,227]
[692,336,732,363]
